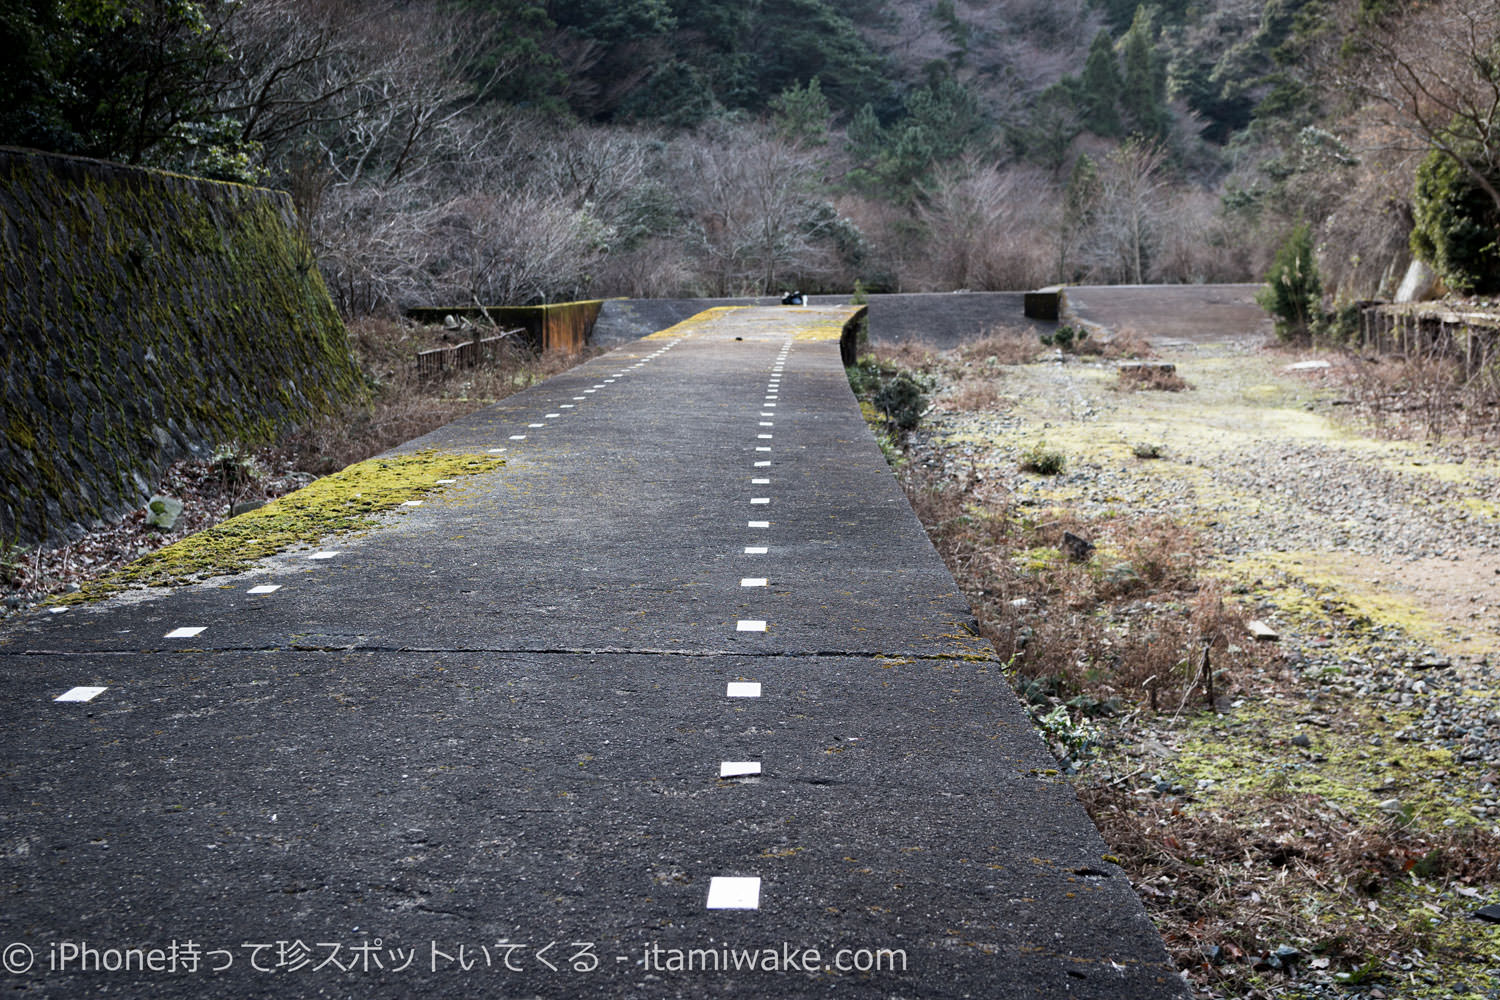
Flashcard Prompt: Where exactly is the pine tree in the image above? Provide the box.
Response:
[1120,7,1169,140]
[1079,31,1123,137]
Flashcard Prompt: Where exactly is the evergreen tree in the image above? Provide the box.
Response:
[1256,222,1324,341]
[1410,141,1500,295]
[1120,7,1169,140]
[769,77,832,145]
[1079,30,1123,137]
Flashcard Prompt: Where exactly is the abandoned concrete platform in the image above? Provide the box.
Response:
[0,306,1186,998]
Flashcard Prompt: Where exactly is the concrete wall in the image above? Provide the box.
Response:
[0,147,363,544]
[406,301,604,354]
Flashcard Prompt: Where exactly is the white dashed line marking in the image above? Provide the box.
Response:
[707,877,761,910]
[48,606,68,615]
[402,500,423,506]
[744,546,768,554]
[741,578,767,587]
[755,447,771,452]
[510,435,527,440]
[750,498,770,505]
[165,627,205,638]
[309,551,339,560]
[736,620,766,632]
[546,413,561,418]
[748,520,769,528]
[248,585,281,594]
[754,461,771,467]
[757,434,772,440]
[436,479,457,484]
[760,412,775,417]
[573,396,586,400]
[759,421,774,426]
[488,448,506,453]
[561,404,574,409]
[726,682,762,698]
[529,423,545,428]
[751,478,769,484]
[719,761,762,778]
[56,686,107,703]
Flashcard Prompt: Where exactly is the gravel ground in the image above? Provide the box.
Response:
[905,328,1500,919]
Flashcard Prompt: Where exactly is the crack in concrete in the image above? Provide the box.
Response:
[2,644,999,662]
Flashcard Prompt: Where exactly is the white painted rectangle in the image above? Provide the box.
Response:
[707,877,761,910]
[402,500,423,506]
[747,520,769,528]
[719,761,762,778]
[247,585,281,594]
[750,498,769,505]
[165,626,205,638]
[309,550,339,560]
[736,620,767,632]
[740,578,767,587]
[509,435,527,440]
[726,681,761,698]
[55,686,107,703]
[744,546,768,554]
[751,478,769,484]
[754,461,770,467]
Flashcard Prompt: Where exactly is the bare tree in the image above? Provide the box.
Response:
[677,131,836,295]
[215,0,514,186]
[1339,0,1500,214]
[915,159,1057,290]
[1078,138,1167,284]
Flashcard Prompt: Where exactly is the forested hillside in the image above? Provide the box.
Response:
[3,0,1496,313]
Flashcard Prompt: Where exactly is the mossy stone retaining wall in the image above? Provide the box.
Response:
[0,147,363,544]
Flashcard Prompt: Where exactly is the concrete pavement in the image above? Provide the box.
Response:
[0,306,1186,998]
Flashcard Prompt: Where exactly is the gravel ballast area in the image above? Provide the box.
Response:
[891,329,1500,997]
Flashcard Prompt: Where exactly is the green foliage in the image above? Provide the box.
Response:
[847,75,993,198]
[769,77,831,145]
[1256,222,1324,341]
[0,0,246,172]
[1120,7,1169,141]
[846,358,928,433]
[1410,144,1500,296]
[1019,442,1065,475]
[1039,325,1090,350]
[850,278,869,305]
[1080,30,1123,137]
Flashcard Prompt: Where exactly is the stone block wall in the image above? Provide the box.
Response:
[0,147,363,544]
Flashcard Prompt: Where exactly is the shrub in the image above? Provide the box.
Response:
[1256,222,1324,342]
[1410,144,1500,296]
[1020,442,1065,475]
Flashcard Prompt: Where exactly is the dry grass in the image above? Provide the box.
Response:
[1342,353,1500,441]
[958,324,1044,365]
[281,317,595,473]
[870,338,942,373]
[902,462,1251,712]
[1118,363,1191,392]
[945,378,1006,410]
[1076,326,1155,360]
[1083,783,1500,992]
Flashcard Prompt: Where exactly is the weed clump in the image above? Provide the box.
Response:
[1019,442,1065,475]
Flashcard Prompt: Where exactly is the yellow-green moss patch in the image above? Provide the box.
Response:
[60,450,502,602]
